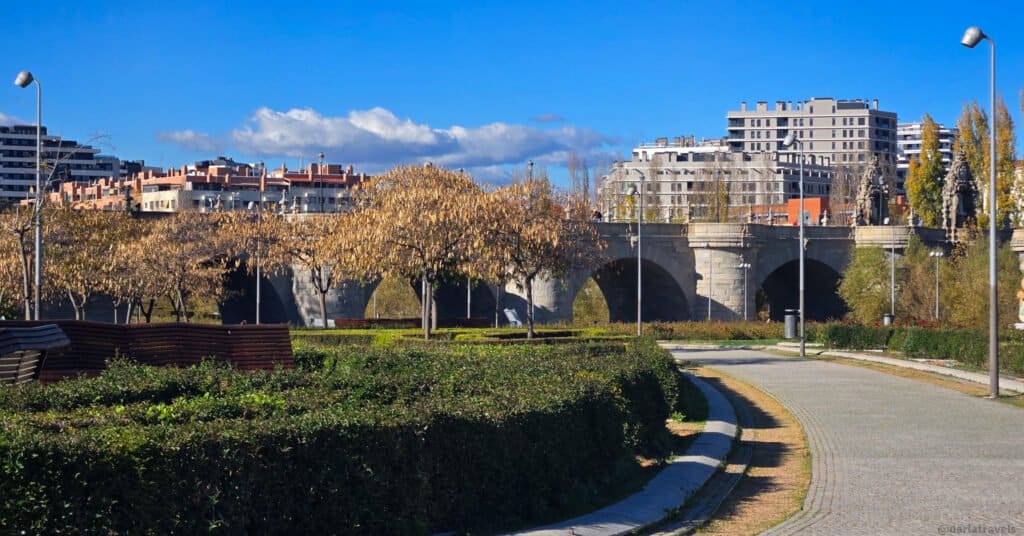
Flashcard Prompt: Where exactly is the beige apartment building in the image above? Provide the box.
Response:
[599,137,835,224]
[725,97,898,168]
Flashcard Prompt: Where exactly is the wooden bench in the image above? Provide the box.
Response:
[0,325,70,386]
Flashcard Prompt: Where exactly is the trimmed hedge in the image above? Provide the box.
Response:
[0,340,679,534]
[817,323,1024,376]
[603,321,785,341]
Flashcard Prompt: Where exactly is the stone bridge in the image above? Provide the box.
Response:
[231,222,955,326]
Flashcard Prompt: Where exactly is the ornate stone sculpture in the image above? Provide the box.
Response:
[941,148,978,232]
[855,156,888,225]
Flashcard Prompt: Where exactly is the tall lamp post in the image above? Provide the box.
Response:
[782,132,805,357]
[256,161,265,324]
[883,217,896,323]
[14,71,42,320]
[962,25,999,398]
[317,152,326,213]
[625,171,644,337]
[736,261,751,321]
[930,250,945,320]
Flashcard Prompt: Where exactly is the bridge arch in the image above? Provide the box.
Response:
[219,262,294,324]
[567,257,691,323]
[755,259,847,321]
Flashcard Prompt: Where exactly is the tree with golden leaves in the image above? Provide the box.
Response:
[283,213,363,329]
[138,212,232,322]
[46,209,136,320]
[954,99,1017,226]
[355,165,486,339]
[0,208,33,319]
[102,217,165,323]
[0,215,24,319]
[216,210,292,323]
[905,114,945,227]
[479,177,604,338]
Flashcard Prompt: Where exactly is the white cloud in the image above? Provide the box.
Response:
[155,106,616,173]
[0,112,23,126]
[154,129,223,153]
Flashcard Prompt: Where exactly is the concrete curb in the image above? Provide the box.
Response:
[772,345,1024,394]
[505,372,737,536]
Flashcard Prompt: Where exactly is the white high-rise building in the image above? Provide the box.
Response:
[895,122,958,190]
[0,124,115,206]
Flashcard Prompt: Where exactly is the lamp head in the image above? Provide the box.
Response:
[14,71,34,88]
[961,26,985,48]
[782,132,798,148]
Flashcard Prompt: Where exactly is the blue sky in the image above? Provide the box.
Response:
[2,0,1023,185]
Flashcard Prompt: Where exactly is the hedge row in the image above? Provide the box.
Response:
[0,340,680,534]
[604,321,785,341]
[819,323,1024,375]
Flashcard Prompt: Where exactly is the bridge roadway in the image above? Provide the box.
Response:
[667,347,1024,535]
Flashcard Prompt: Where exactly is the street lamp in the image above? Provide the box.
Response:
[527,160,534,181]
[883,217,895,324]
[625,171,644,337]
[930,250,945,320]
[961,25,999,398]
[14,70,42,320]
[317,152,326,213]
[782,131,806,357]
[736,261,751,321]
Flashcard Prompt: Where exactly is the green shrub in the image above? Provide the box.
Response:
[0,341,679,534]
[822,323,891,349]
[604,321,784,341]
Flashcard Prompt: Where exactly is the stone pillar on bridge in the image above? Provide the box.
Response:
[291,267,375,326]
[1010,230,1024,324]
[688,223,761,321]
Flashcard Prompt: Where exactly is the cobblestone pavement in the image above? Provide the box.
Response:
[667,347,1024,536]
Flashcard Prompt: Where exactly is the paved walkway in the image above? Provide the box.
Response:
[665,346,1024,535]
[508,373,737,536]
[793,346,1024,394]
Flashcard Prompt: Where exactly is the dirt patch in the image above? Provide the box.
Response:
[691,368,810,535]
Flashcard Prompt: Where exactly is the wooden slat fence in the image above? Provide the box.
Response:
[0,321,293,381]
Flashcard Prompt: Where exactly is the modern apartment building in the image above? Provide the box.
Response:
[725,97,898,169]
[895,121,958,188]
[598,136,835,223]
[0,124,116,206]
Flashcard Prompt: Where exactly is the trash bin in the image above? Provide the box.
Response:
[882,313,894,326]
[784,309,799,339]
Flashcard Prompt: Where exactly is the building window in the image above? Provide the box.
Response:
[858,117,865,125]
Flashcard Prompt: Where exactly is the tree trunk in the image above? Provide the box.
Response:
[430,282,437,332]
[176,288,190,323]
[318,291,328,330]
[493,282,502,328]
[68,291,83,321]
[526,277,535,339]
[141,298,155,323]
[421,272,430,340]
[19,240,30,320]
